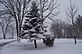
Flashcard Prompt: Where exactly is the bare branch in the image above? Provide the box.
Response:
[42,0,60,20]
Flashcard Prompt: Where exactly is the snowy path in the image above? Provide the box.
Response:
[0,39,82,54]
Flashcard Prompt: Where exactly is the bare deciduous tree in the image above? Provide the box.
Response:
[66,0,78,44]
[0,15,15,39]
[38,0,60,22]
[50,19,65,38]
[0,0,31,40]
[7,24,15,39]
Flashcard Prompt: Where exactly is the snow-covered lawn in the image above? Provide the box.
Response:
[0,39,16,44]
[0,38,82,54]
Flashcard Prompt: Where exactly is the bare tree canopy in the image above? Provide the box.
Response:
[66,0,78,24]
[66,0,78,44]
[0,0,31,38]
[37,0,60,21]
[50,19,65,38]
[0,15,15,39]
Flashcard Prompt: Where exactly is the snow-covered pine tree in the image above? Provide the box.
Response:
[21,1,54,48]
[21,1,44,48]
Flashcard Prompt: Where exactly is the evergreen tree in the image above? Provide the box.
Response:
[21,1,54,47]
[21,1,43,48]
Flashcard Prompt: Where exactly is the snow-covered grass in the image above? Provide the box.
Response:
[0,38,82,54]
[0,39,16,44]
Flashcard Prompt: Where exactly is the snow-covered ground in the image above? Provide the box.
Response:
[0,39,16,44]
[0,38,82,54]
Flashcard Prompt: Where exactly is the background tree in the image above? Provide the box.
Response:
[75,15,82,38]
[64,24,74,38]
[0,15,15,39]
[7,24,15,39]
[50,19,65,38]
[66,0,78,44]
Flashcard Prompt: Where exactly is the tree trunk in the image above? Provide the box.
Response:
[74,36,77,44]
[11,33,14,39]
[16,21,19,41]
[3,33,6,39]
[16,21,19,37]
[16,21,21,42]
[15,17,22,42]
[2,27,6,39]
[11,28,14,39]
[34,40,37,48]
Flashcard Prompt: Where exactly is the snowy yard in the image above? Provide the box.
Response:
[0,39,16,44]
[0,39,82,54]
